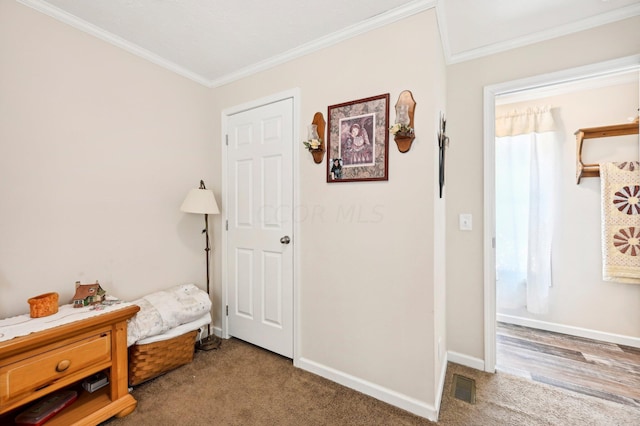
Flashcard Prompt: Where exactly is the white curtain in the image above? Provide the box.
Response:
[495,107,557,314]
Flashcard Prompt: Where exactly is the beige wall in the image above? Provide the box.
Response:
[5,0,637,416]
[446,16,640,361]
[496,81,640,339]
[1,1,447,417]
[0,1,216,316]
[210,10,446,415]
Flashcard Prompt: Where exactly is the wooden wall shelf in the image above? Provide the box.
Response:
[575,120,639,184]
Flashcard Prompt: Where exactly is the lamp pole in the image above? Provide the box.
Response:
[181,179,221,351]
[198,180,220,351]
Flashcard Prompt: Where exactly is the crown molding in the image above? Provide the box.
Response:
[16,0,212,87]
[209,0,437,88]
[446,3,640,65]
[21,0,632,87]
[18,0,435,88]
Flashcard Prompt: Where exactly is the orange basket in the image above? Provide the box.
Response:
[27,292,59,318]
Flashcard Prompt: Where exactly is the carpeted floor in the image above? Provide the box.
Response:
[103,338,640,425]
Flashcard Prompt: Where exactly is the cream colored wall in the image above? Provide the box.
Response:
[3,0,636,413]
[210,10,446,410]
[0,1,217,317]
[446,16,640,360]
[496,81,639,337]
[1,0,446,413]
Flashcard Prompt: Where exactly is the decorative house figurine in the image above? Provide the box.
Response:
[71,280,106,308]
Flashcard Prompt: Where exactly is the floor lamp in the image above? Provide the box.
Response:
[181,180,221,351]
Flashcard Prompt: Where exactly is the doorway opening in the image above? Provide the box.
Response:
[483,56,640,392]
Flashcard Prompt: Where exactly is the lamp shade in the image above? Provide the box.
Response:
[180,188,220,215]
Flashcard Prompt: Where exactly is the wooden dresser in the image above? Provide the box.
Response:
[0,305,139,425]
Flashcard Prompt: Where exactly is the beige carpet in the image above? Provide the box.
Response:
[103,338,640,425]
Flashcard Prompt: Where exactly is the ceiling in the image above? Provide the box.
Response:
[17,0,640,87]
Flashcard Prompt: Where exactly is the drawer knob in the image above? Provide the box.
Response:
[56,359,71,372]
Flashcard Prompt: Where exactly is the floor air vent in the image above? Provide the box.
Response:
[452,374,476,404]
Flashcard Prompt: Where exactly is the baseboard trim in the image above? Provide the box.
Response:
[497,314,640,348]
[296,357,438,421]
[447,351,485,371]
[201,324,222,338]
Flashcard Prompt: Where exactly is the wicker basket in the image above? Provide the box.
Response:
[27,292,59,318]
[128,330,198,386]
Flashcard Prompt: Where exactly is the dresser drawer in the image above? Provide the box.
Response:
[0,332,111,405]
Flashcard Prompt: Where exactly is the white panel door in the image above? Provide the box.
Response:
[226,98,293,358]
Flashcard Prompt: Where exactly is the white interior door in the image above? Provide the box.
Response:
[225,98,294,358]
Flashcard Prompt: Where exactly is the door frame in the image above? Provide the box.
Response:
[483,55,640,373]
[220,88,301,362]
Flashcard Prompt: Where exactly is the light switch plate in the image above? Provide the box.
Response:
[459,214,472,231]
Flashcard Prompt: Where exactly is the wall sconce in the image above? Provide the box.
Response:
[303,112,326,164]
[390,90,416,153]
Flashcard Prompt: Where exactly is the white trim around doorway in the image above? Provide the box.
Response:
[483,55,640,373]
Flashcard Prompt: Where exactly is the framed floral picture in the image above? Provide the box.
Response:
[326,94,390,182]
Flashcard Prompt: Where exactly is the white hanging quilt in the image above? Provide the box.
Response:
[600,161,640,284]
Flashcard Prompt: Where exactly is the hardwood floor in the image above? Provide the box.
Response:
[496,322,640,407]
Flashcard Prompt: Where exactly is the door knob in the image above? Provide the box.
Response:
[280,236,291,244]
